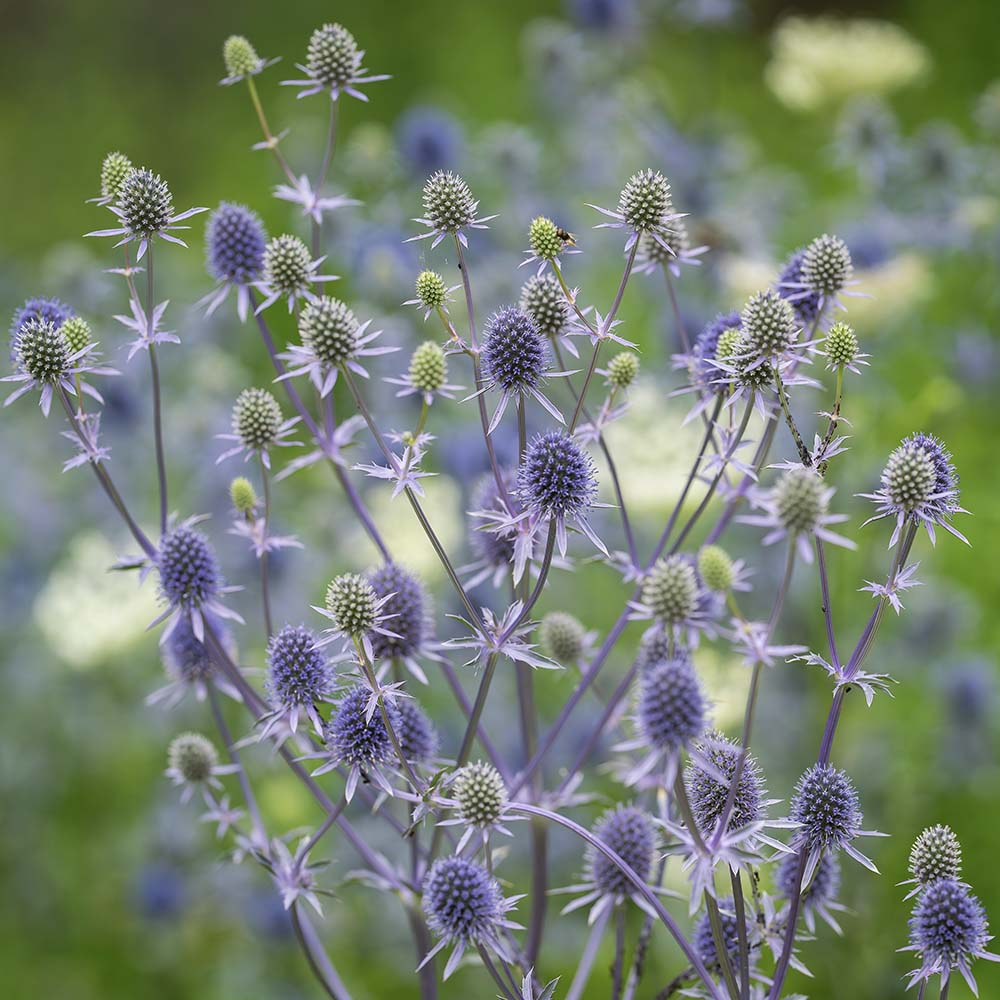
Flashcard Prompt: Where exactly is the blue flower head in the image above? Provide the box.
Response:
[691,311,740,385]
[207,202,267,284]
[395,699,439,764]
[685,732,765,835]
[482,307,549,394]
[587,804,655,897]
[694,898,740,967]
[157,525,222,611]
[777,248,822,327]
[325,684,397,769]
[518,431,597,519]
[397,106,464,176]
[789,764,861,854]
[266,624,333,708]
[637,655,708,754]
[367,563,428,661]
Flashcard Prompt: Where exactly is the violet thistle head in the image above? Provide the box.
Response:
[685,732,765,835]
[789,764,863,855]
[518,431,597,520]
[587,804,656,896]
[266,624,333,711]
[776,248,822,328]
[161,616,216,687]
[157,525,222,612]
[422,856,507,950]
[395,699,439,764]
[636,655,708,755]
[539,611,587,664]
[694,898,740,967]
[207,203,267,284]
[10,297,74,341]
[118,167,173,240]
[634,628,673,672]
[481,306,549,395]
[691,311,740,384]
[325,684,398,770]
[366,563,427,661]
[14,318,70,385]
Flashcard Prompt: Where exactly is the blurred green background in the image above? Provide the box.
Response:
[2,0,998,998]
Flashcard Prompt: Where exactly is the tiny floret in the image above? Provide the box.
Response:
[223,35,262,79]
[229,476,258,514]
[802,233,853,296]
[168,732,218,785]
[539,611,587,664]
[642,555,699,624]
[774,466,827,533]
[408,341,448,395]
[118,167,173,239]
[414,270,447,310]
[421,171,477,234]
[233,387,283,450]
[637,656,707,753]
[100,151,133,203]
[587,804,655,896]
[606,351,639,389]
[299,296,360,368]
[325,573,378,636]
[453,761,508,828]
[529,216,564,261]
[909,825,962,886]
[519,274,569,340]
[697,545,734,592]
[741,289,798,357]
[618,169,672,232]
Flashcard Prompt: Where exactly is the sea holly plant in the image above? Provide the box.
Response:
[6,20,989,1000]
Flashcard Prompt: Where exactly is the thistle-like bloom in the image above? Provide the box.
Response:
[408,170,496,248]
[789,764,885,881]
[279,295,393,397]
[519,273,577,357]
[216,387,300,468]
[314,573,399,659]
[165,732,236,804]
[819,320,869,374]
[86,166,207,259]
[538,611,595,666]
[776,247,822,328]
[254,234,337,314]
[902,878,999,994]
[201,203,268,320]
[477,306,568,431]
[404,270,458,321]
[617,653,708,787]
[558,805,661,923]
[602,350,640,391]
[281,23,389,102]
[462,469,520,589]
[693,898,741,968]
[385,340,462,404]
[219,34,279,86]
[439,761,521,852]
[153,521,242,641]
[739,465,855,562]
[312,684,399,800]
[801,234,853,299]
[686,311,741,387]
[257,624,336,740]
[367,563,435,682]
[520,214,579,274]
[147,613,239,709]
[776,851,846,934]
[860,433,968,546]
[420,856,522,979]
[590,168,680,252]
[634,219,708,277]
[741,289,799,359]
[257,835,331,916]
[631,555,700,631]
[517,430,603,556]
[90,151,133,206]
[3,317,116,417]
[899,824,963,899]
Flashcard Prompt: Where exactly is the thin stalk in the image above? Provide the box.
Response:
[610,905,627,1000]
[730,869,751,1000]
[311,100,339,256]
[208,686,266,841]
[663,267,691,353]
[144,248,168,534]
[815,538,841,670]
[565,906,613,1000]
[290,903,354,1000]
[705,894,741,1000]
[245,76,298,184]
[479,948,519,1000]
[258,453,274,637]
[773,367,811,466]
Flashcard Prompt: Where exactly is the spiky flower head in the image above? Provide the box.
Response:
[118,167,173,239]
[790,764,862,853]
[909,825,962,886]
[741,289,797,357]
[367,563,427,660]
[685,732,765,834]
[634,628,673,672]
[777,850,841,911]
[421,171,477,234]
[606,351,639,389]
[691,312,740,384]
[408,341,448,395]
[774,467,828,534]
[232,387,283,451]
[714,327,743,365]
[9,297,73,340]
[519,273,570,340]
[587,805,655,896]
[100,151,133,203]
[802,234,853,296]
[697,545,735,592]
[299,296,359,367]
[529,216,563,261]
[618,169,672,232]
[908,879,991,977]
[223,35,262,79]
[263,235,314,299]
[266,624,332,708]
[637,656,708,753]
[306,23,362,89]
[229,476,257,514]
[414,270,447,310]
[777,248,822,327]
[59,316,92,356]
[207,202,267,284]
[482,307,548,392]
[642,555,699,624]
[396,699,439,764]
[324,574,378,636]
[453,761,508,827]
[157,525,221,609]
[640,219,689,262]
[825,321,859,367]
[539,611,587,664]
[422,856,505,944]
[469,470,517,570]
[518,431,598,518]
[15,318,69,383]
[161,616,216,685]
[325,684,397,768]
[880,438,940,513]
[694,899,740,967]
[168,732,218,785]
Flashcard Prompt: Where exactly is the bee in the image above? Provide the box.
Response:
[555,226,576,246]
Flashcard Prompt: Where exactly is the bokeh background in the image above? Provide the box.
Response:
[2,0,998,997]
